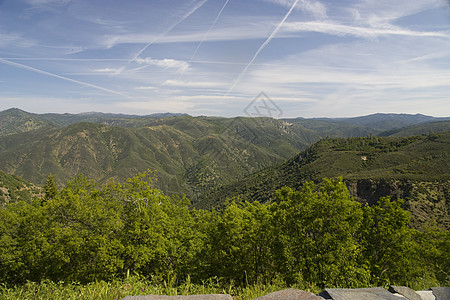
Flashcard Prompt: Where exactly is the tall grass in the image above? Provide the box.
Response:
[0,275,309,300]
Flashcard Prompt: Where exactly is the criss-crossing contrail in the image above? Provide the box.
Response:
[191,0,230,61]
[226,0,300,95]
[176,0,230,81]
[0,59,134,100]
[127,0,209,68]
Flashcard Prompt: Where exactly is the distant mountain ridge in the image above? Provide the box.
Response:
[0,110,319,197]
[0,108,189,135]
[282,113,450,137]
[1,108,449,214]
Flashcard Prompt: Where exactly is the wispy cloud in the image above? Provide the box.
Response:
[135,57,190,72]
[163,79,224,88]
[282,21,450,39]
[92,67,125,75]
[25,0,70,5]
[0,31,35,48]
[102,18,277,48]
[265,0,327,19]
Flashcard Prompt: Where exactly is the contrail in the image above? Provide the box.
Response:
[129,0,208,64]
[226,0,300,95]
[0,59,134,100]
[175,0,230,81]
[191,0,230,61]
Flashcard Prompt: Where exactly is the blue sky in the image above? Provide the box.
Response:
[1,0,450,117]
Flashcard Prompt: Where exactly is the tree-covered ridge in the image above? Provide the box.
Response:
[0,116,318,198]
[0,170,40,205]
[2,109,449,137]
[0,172,447,290]
[200,133,450,229]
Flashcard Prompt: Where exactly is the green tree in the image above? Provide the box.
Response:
[273,178,368,287]
[39,175,124,282]
[205,200,276,284]
[360,196,418,286]
[43,173,58,203]
[116,171,202,282]
[410,222,449,288]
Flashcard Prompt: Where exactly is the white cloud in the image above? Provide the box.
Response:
[25,0,70,5]
[265,0,328,19]
[0,31,35,48]
[135,57,189,72]
[92,67,125,74]
[134,86,158,90]
[282,21,450,39]
[162,80,225,88]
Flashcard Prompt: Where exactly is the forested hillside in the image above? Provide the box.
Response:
[201,133,450,229]
[0,109,449,294]
[0,170,40,205]
[1,109,449,230]
[0,110,319,197]
[0,173,448,290]
[282,113,450,137]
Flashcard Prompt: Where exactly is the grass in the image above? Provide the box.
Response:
[0,275,321,300]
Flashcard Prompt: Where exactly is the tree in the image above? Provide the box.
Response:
[360,196,417,286]
[273,178,368,287]
[205,200,276,284]
[43,173,58,203]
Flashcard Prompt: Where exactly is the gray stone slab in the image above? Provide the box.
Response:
[121,295,233,300]
[431,287,450,300]
[416,291,435,300]
[391,293,407,298]
[253,288,324,300]
[388,286,422,300]
[322,287,402,300]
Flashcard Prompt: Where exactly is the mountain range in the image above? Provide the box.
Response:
[0,108,449,228]
[0,108,318,195]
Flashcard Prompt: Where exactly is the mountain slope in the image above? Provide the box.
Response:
[0,171,40,205]
[3,109,448,138]
[0,116,319,197]
[283,113,450,138]
[379,120,450,137]
[0,108,189,136]
[200,133,450,229]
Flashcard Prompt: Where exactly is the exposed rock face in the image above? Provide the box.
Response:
[253,288,323,300]
[345,179,450,229]
[416,291,436,300]
[121,295,233,300]
[431,287,450,300]
[388,286,421,300]
[320,287,404,300]
[346,179,412,206]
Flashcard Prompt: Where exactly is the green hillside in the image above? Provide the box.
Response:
[380,120,450,137]
[0,108,55,136]
[200,133,450,229]
[1,108,449,227]
[0,170,40,205]
[283,113,450,138]
[0,115,319,197]
[4,109,449,138]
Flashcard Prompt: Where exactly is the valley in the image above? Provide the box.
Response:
[1,108,449,229]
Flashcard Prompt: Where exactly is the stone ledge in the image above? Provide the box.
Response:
[121,286,449,300]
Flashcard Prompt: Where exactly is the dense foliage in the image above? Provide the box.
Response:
[201,133,450,230]
[0,172,448,291]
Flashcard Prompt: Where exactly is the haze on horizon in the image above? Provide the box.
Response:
[1,0,450,118]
